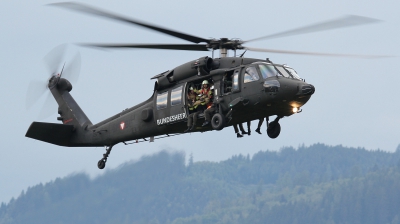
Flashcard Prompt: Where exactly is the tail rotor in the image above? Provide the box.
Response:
[26,44,81,120]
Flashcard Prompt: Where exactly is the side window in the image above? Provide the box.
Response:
[259,64,279,79]
[156,91,168,110]
[170,86,182,106]
[243,67,260,83]
[222,72,233,94]
[232,70,239,91]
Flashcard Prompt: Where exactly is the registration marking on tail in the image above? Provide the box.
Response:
[63,119,73,124]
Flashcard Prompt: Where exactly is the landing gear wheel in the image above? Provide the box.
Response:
[97,145,113,169]
[211,113,226,130]
[97,159,106,169]
[267,122,281,139]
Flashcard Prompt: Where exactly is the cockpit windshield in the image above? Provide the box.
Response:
[259,64,280,79]
[275,66,291,78]
[285,66,302,80]
[255,62,302,80]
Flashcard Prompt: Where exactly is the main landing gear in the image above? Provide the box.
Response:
[211,113,226,131]
[267,116,282,139]
[97,145,113,169]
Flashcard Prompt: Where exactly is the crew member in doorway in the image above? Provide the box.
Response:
[187,87,198,111]
[185,105,201,133]
[201,102,216,127]
[194,80,212,107]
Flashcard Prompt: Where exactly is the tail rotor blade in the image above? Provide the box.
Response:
[26,80,48,110]
[28,44,74,120]
[43,44,67,76]
[62,51,81,84]
[37,92,57,120]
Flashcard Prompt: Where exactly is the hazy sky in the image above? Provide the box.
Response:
[1,0,399,203]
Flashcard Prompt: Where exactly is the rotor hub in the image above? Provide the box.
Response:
[48,75,60,89]
[206,38,244,50]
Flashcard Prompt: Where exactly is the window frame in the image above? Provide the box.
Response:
[243,66,260,83]
[284,66,302,80]
[275,66,293,78]
[232,69,240,92]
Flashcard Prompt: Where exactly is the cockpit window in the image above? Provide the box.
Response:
[275,66,292,78]
[232,70,239,91]
[243,67,260,83]
[259,64,280,79]
[285,67,302,80]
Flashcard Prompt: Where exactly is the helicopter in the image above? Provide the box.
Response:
[25,2,388,169]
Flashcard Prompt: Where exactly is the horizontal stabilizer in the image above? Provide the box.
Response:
[26,122,74,146]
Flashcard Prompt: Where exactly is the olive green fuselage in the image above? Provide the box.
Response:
[77,57,313,146]
[26,57,314,147]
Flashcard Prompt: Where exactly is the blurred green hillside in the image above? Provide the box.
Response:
[1,144,400,224]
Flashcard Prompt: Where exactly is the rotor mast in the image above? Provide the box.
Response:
[212,38,242,58]
[220,48,228,58]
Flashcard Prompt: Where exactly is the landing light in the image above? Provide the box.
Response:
[292,107,299,113]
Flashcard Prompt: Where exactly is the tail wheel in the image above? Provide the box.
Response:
[267,122,281,139]
[211,113,226,130]
[97,159,106,169]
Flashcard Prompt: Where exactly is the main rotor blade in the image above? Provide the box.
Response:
[81,43,209,51]
[245,15,381,43]
[50,2,210,44]
[245,46,393,59]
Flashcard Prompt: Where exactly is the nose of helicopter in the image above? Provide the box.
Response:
[289,83,315,114]
[301,84,315,95]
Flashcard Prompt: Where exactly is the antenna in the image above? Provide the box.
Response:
[240,50,247,58]
[59,62,66,77]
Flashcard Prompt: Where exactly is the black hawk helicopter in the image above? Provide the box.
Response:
[25,2,387,169]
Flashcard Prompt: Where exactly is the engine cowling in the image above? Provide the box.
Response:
[191,56,214,75]
[155,56,218,91]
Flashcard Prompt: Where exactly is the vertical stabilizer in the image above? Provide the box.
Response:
[50,77,92,129]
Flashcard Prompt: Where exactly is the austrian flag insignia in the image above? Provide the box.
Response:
[120,122,125,130]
